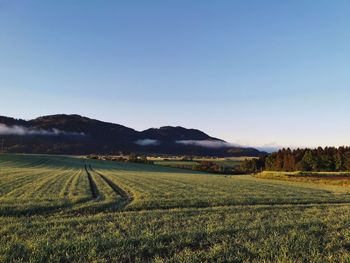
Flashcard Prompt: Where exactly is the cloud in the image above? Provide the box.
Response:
[135,139,159,146]
[176,140,237,148]
[0,123,85,136]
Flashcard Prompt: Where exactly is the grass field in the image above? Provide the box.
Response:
[153,157,246,170]
[257,171,350,187]
[1,154,350,262]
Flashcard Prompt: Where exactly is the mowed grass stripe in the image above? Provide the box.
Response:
[20,158,49,168]
[28,167,78,199]
[1,167,73,200]
[0,169,57,196]
[59,167,84,198]
[68,167,91,201]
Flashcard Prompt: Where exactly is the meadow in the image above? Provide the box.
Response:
[257,171,350,187]
[1,154,350,262]
[152,157,245,170]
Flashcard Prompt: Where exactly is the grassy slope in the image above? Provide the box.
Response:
[0,154,350,262]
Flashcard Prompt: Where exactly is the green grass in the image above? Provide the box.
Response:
[154,157,244,170]
[257,171,350,187]
[154,160,199,169]
[1,154,350,262]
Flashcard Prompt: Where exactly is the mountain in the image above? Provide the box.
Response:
[140,126,222,141]
[0,114,265,157]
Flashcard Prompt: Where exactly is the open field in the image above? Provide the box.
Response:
[1,154,350,262]
[257,171,350,187]
[152,156,249,170]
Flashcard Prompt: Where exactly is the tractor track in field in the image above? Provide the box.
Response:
[84,164,99,199]
[88,165,133,206]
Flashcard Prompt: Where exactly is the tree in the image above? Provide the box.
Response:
[344,152,350,171]
[301,150,314,171]
[334,152,345,171]
[265,154,276,170]
[295,160,307,171]
[283,148,295,171]
[274,150,284,171]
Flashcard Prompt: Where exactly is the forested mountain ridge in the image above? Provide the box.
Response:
[0,114,264,156]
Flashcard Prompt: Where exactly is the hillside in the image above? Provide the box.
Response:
[0,114,264,156]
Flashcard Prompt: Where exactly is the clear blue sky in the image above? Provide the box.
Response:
[1,0,350,148]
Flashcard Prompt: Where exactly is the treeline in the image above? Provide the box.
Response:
[192,161,264,175]
[239,158,264,173]
[262,147,350,172]
[87,147,350,174]
[195,161,237,174]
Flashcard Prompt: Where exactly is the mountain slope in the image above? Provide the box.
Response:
[29,114,139,141]
[0,114,264,156]
[140,126,222,141]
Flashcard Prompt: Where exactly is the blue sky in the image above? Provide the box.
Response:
[0,0,350,148]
